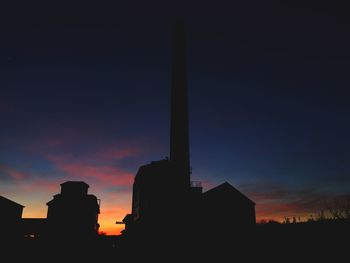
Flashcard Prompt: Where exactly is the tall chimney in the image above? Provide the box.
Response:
[170,21,190,188]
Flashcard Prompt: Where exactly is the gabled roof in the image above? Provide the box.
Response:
[0,195,24,207]
[203,182,255,205]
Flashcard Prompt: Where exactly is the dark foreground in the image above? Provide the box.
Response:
[2,220,349,262]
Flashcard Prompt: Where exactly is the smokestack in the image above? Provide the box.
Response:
[170,21,190,188]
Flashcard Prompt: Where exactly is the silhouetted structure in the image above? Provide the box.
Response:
[170,21,191,187]
[0,196,24,240]
[202,182,256,229]
[2,19,350,261]
[120,22,255,248]
[46,181,100,241]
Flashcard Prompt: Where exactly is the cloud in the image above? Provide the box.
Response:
[18,178,63,194]
[240,180,348,221]
[0,164,28,181]
[56,162,134,186]
[93,147,141,161]
[45,147,136,186]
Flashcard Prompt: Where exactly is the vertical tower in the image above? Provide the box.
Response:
[170,21,191,188]
[122,21,192,235]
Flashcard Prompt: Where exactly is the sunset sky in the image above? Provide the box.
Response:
[1,1,350,235]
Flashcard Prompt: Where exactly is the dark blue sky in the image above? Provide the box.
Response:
[1,0,349,232]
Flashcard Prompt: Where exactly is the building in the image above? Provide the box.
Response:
[46,181,100,240]
[202,182,256,228]
[120,21,256,244]
[0,196,24,240]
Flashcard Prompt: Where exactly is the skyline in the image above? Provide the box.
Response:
[1,1,350,235]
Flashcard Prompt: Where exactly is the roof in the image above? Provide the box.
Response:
[203,182,255,205]
[0,196,24,207]
[60,181,89,188]
[134,159,173,182]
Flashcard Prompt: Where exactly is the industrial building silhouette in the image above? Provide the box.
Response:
[46,181,100,241]
[1,21,349,262]
[119,21,255,249]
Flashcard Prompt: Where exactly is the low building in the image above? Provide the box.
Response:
[46,181,100,241]
[202,182,256,230]
[0,196,24,239]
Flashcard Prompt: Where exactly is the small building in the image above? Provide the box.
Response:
[46,181,100,240]
[0,196,24,239]
[202,182,256,230]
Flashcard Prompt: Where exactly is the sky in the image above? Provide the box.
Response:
[1,1,350,234]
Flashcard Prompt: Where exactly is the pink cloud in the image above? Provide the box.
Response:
[0,165,28,180]
[40,139,142,189]
[45,144,141,162]
[95,147,141,161]
[57,162,134,186]
[20,179,62,193]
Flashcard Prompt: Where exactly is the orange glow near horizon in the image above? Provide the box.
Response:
[20,209,313,236]
[17,188,131,236]
[8,178,327,236]
[14,187,321,235]
[21,203,128,236]
[16,193,326,235]
[97,207,129,235]
[99,223,125,236]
